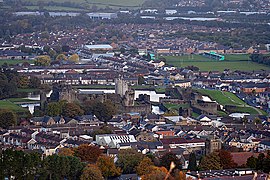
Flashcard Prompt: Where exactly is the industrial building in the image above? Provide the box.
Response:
[86,13,117,19]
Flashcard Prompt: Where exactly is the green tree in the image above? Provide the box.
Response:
[1,149,41,179]
[18,76,30,88]
[256,153,265,170]
[96,156,121,179]
[29,76,41,88]
[92,100,117,124]
[160,152,182,171]
[138,75,145,85]
[46,102,62,116]
[35,55,51,66]
[69,54,80,63]
[199,152,222,170]
[80,164,104,180]
[40,155,84,179]
[0,110,17,129]
[246,156,257,169]
[116,149,144,174]
[188,152,197,171]
[48,49,57,59]
[62,103,84,118]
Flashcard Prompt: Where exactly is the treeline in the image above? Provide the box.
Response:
[0,146,187,180]
[0,68,41,99]
[250,54,270,66]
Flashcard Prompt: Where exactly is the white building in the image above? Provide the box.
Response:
[87,13,117,19]
[96,134,137,148]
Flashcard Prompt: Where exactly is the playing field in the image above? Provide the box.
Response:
[22,0,145,9]
[165,54,270,71]
[194,89,266,115]
[0,59,34,66]
[0,100,29,113]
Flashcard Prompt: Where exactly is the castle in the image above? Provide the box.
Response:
[41,77,151,114]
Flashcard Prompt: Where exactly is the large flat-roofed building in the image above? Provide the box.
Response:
[84,44,113,51]
[86,13,117,19]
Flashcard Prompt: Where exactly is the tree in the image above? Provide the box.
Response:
[116,149,144,174]
[246,156,257,169]
[92,100,117,124]
[160,152,182,171]
[0,110,17,129]
[1,149,41,179]
[74,144,102,163]
[18,76,30,88]
[46,102,63,116]
[136,157,154,176]
[199,152,222,170]
[29,76,41,88]
[69,54,80,63]
[56,54,67,61]
[48,49,57,59]
[187,152,197,171]
[141,166,167,180]
[62,103,84,118]
[256,153,265,170]
[254,117,262,124]
[40,154,84,179]
[58,148,74,156]
[80,164,104,180]
[138,75,145,85]
[218,150,236,169]
[35,55,51,66]
[96,156,121,179]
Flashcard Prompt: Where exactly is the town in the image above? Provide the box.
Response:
[0,0,270,179]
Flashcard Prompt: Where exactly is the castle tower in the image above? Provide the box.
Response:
[115,77,128,98]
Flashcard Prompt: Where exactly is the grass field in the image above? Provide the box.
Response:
[195,89,266,115]
[7,98,39,103]
[17,88,38,93]
[25,5,86,11]
[0,59,34,66]
[165,54,270,71]
[195,89,245,106]
[0,100,29,112]
[22,0,145,9]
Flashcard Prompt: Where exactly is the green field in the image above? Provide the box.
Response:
[25,6,86,11]
[0,59,34,66]
[165,54,270,71]
[163,103,190,115]
[195,89,245,106]
[7,98,39,103]
[22,0,145,9]
[0,100,29,113]
[195,89,266,115]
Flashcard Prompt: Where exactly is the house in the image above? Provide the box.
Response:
[197,114,212,126]
[258,140,270,152]
[174,80,191,88]
[160,137,205,150]
[0,50,29,59]
[241,83,269,94]
[155,130,175,139]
